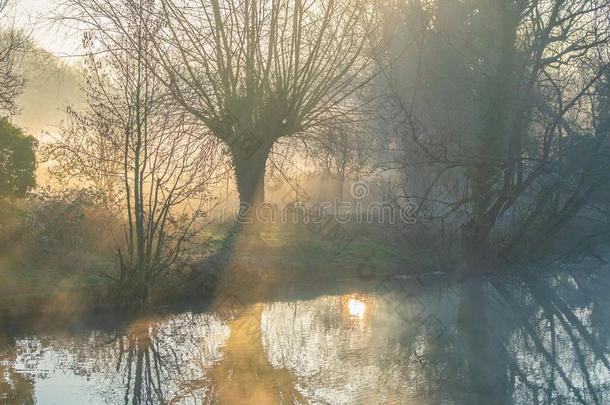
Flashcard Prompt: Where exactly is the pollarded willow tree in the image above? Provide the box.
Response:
[64,0,376,217]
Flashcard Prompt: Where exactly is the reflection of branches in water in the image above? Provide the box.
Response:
[262,295,450,404]
[497,283,588,404]
[3,273,610,404]
[116,331,165,405]
[491,271,610,404]
[111,315,230,404]
[0,339,35,405]
[380,272,610,404]
[32,314,229,404]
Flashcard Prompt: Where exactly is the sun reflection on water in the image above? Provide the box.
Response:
[340,294,371,322]
[347,297,366,319]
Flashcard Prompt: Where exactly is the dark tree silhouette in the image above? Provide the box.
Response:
[63,0,376,221]
[0,117,35,197]
[0,0,27,114]
[376,0,610,267]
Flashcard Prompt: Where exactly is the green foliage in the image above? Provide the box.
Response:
[0,118,36,197]
[16,188,113,252]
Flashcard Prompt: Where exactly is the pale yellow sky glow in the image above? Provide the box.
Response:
[12,0,82,62]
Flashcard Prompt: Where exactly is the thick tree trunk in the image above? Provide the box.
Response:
[337,173,345,203]
[463,6,520,272]
[230,139,273,224]
[460,220,493,275]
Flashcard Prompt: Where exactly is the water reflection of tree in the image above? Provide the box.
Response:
[32,314,230,404]
[262,295,407,403]
[258,274,610,404]
[0,334,36,404]
[205,303,305,404]
[110,315,228,404]
[96,307,306,404]
[501,271,610,404]
[3,271,610,404]
[450,271,610,404]
[115,325,165,404]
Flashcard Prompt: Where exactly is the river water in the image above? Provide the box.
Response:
[2,266,610,404]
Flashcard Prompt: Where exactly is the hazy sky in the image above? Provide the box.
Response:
[9,1,84,137]
[12,0,82,62]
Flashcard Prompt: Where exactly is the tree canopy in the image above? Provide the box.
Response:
[0,117,36,197]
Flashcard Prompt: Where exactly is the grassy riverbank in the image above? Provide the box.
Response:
[1,219,439,318]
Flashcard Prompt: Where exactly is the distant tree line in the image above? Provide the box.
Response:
[0,0,35,200]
